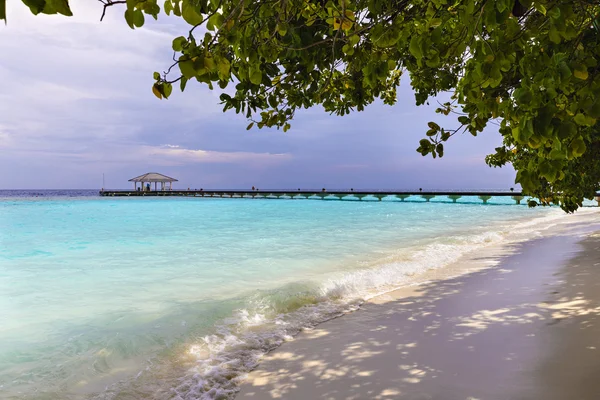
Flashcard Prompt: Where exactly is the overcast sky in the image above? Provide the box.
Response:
[0,2,518,190]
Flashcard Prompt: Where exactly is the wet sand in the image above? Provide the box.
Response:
[238,219,600,399]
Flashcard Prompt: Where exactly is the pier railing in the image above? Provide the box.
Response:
[98,190,600,205]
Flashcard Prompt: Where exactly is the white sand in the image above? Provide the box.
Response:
[237,213,600,399]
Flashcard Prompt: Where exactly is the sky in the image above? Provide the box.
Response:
[0,2,519,190]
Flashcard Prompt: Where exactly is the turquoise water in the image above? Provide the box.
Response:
[0,194,565,399]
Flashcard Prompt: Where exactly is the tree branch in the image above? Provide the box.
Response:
[98,0,127,22]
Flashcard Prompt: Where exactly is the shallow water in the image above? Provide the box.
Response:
[0,192,576,399]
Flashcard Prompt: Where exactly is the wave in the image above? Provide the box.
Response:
[133,209,578,400]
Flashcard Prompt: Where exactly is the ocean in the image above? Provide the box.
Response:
[0,190,585,399]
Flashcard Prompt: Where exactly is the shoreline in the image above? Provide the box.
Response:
[2,205,596,399]
[237,211,600,399]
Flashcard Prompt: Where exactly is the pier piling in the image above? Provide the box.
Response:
[478,195,492,204]
[512,195,524,205]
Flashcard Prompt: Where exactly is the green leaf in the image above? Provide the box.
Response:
[46,0,72,16]
[153,71,160,80]
[573,66,588,80]
[182,1,203,26]
[249,68,263,85]
[180,77,188,92]
[172,36,187,52]
[0,0,6,22]
[179,60,196,79]
[163,82,173,98]
[409,36,422,60]
[124,9,135,29]
[427,121,440,130]
[133,9,144,28]
[547,6,561,20]
[164,0,173,15]
[587,100,600,119]
[152,84,163,99]
[436,143,444,157]
[570,137,586,157]
[217,57,230,80]
[208,13,224,30]
[534,2,546,15]
[574,113,589,126]
[22,0,46,14]
[548,25,561,44]
[430,18,442,28]
[246,122,254,130]
[496,0,508,13]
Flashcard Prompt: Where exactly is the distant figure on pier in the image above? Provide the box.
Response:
[322,188,326,192]
[252,186,255,191]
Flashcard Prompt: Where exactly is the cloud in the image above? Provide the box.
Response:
[0,2,517,190]
[140,145,291,165]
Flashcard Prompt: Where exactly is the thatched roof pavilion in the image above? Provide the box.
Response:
[129,172,178,191]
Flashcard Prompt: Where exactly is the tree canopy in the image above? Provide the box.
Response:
[3,0,600,211]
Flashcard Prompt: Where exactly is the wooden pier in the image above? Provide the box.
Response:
[97,189,600,205]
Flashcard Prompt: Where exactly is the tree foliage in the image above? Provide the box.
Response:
[3,0,600,211]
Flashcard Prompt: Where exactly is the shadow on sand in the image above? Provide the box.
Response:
[238,234,600,400]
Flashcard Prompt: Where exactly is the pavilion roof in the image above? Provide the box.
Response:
[128,172,178,182]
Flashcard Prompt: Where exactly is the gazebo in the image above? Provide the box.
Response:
[129,172,178,192]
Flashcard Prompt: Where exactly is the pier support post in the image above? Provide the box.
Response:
[448,195,462,203]
[421,195,435,202]
[396,195,410,202]
[374,194,387,201]
[478,195,492,204]
[512,195,524,205]
[334,194,347,200]
[354,194,368,201]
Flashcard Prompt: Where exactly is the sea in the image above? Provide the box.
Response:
[0,189,593,399]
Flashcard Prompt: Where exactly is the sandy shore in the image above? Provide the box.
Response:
[237,214,600,399]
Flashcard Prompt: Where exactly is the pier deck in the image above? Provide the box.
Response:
[99,190,600,205]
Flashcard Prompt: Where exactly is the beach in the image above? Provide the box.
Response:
[238,211,600,399]
[2,193,599,399]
